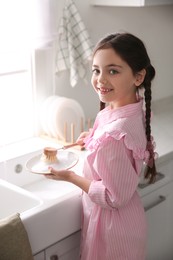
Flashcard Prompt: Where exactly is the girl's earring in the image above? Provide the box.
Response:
[136,88,140,101]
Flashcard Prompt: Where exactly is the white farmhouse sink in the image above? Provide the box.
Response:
[0,179,42,219]
[0,147,84,253]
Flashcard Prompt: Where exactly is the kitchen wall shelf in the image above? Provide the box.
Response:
[90,0,173,7]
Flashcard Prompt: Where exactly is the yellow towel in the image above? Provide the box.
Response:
[0,213,33,260]
[56,0,93,87]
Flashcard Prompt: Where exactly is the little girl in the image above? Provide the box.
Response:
[47,33,157,260]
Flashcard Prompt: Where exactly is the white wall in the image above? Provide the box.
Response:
[35,1,173,120]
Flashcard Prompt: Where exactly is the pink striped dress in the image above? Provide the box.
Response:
[80,100,148,260]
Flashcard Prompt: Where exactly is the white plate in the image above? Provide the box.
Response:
[52,98,85,142]
[25,150,79,174]
[47,96,67,138]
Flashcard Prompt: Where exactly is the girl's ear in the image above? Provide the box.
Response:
[135,69,146,86]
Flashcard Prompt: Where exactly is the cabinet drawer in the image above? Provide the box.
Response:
[34,251,45,260]
[141,182,173,260]
[45,231,81,260]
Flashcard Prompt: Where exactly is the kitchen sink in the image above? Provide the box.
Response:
[0,179,42,219]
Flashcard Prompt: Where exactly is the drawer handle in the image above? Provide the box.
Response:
[144,195,166,211]
[50,255,59,260]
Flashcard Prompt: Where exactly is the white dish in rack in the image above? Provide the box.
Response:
[52,97,85,141]
[40,96,85,142]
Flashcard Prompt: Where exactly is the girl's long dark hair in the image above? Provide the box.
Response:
[95,33,157,183]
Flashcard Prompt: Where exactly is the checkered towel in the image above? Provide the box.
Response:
[55,0,93,87]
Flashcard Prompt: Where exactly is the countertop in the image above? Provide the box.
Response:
[151,96,173,160]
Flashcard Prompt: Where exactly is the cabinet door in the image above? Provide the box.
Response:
[142,182,173,260]
[45,231,81,260]
[90,0,173,6]
[34,251,45,260]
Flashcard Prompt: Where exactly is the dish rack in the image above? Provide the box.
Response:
[39,95,94,149]
[40,117,93,150]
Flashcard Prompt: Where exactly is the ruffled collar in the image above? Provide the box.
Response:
[94,99,143,128]
[84,99,144,147]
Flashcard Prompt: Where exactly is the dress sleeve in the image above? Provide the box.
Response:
[88,136,142,209]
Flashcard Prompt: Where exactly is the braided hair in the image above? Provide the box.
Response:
[94,33,157,183]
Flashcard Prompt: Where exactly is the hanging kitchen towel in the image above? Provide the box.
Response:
[0,213,33,260]
[55,0,93,87]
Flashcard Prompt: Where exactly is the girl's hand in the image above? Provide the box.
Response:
[45,167,73,182]
[45,166,91,194]
[76,131,90,146]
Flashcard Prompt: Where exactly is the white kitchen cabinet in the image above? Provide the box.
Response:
[90,0,173,6]
[141,181,173,260]
[45,231,81,260]
[34,251,45,260]
[157,155,173,181]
